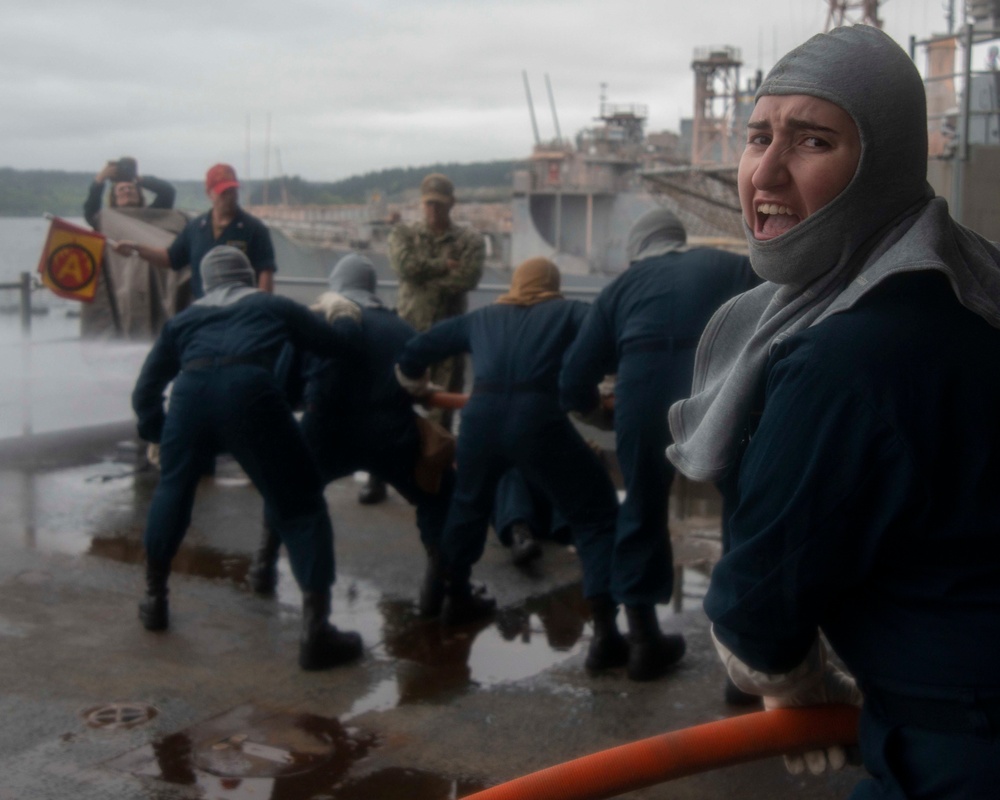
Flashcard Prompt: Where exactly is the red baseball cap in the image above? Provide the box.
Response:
[205,163,240,195]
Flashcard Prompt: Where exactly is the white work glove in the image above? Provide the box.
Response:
[395,363,432,397]
[146,442,161,469]
[310,291,362,323]
[569,374,617,431]
[597,374,616,399]
[712,626,863,776]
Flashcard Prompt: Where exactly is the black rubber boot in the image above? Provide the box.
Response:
[138,561,170,632]
[625,604,686,681]
[418,547,446,618]
[357,475,387,505]
[584,593,629,672]
[298,591,363,671]
[440,578,496,627]
[509,522,542,567]
[248,524,281,596]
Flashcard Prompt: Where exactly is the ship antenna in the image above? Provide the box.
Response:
[522,71,542,146]
[545,74,563,144]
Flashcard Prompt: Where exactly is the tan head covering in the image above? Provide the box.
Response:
[495,257,562,306]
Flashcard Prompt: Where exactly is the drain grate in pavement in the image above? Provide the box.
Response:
[82,703,159,730]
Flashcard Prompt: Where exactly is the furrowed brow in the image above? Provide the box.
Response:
[785,117,839,135]
[746,117,839,135]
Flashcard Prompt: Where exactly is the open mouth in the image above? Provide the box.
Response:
[756,203,800,239]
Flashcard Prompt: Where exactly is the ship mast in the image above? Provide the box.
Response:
[825,0,883,30]
[690,46,743,166]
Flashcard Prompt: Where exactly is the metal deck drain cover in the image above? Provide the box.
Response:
[83,703,158,730]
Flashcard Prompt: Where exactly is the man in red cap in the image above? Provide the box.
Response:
[114,163,277,298]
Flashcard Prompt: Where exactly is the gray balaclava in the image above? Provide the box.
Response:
[666,25,1000,482]
[626,207,688,262]
[747,24,932,286]
[328,253,383,309]
[195,245,258,307]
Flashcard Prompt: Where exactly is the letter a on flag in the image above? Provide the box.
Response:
[37,216,105,303]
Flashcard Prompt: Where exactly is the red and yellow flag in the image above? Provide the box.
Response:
[37,216,105,303]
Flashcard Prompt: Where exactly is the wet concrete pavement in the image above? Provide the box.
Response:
[0,423,867,800]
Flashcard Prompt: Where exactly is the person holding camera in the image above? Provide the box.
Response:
[83,156,176,230]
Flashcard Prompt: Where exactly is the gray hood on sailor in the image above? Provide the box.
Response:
[328,253,384,309]
[195,246,259,307]
[201,245,255,292]
[626,208,688,263]
[746,24,934,286]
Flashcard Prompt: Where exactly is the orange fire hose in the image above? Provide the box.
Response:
[461,705,860,800]
[425,391,470,410]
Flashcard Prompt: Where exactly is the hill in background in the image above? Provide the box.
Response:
[0,161,522,218]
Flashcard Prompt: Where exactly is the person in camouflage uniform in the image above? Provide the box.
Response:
[389,173,485,432]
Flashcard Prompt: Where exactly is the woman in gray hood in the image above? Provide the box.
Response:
[674,25,1000,797]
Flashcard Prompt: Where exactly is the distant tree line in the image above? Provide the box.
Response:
[0,160,523,217]
[244,160,521,205]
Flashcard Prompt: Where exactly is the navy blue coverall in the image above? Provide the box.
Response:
[397,299,619,596]
[299,306,452,551]
[705,273,1000,798]
[492,468,570,546]
[560,249,757,606]
[132,293,361,593]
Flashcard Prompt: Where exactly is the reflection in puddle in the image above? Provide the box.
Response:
[83,529,666,709]
[107,703,483,800]
[344,584,592,713]
[347,575,706,714]
[108,704,378,799]
[0,462,145,555]
[90,532,253,585]
[91,522,703,712]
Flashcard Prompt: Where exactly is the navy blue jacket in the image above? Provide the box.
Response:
[398,298,590,408]
[560,249,758,413]
[302,306,418,451]
[132,293,360,443]
[706,272,1000,698]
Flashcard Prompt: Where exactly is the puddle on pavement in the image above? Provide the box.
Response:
[343,573,705,715]
[372,583,590,705]
[0,452,252,556]
[0,461,148,555]
[3,454,708,714]
[89,532,254,585]
[81,523,618,705]
[106,703,483,799]
[41,480,707,709]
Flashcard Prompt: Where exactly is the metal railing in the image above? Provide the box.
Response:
[0,272,38,337]
[911,23,1000,224]
[274,275,604,300]
[0,273,603,343]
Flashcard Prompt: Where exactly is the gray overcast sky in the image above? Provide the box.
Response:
[2,0,952,183]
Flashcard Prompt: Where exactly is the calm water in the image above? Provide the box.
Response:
[0,216,153,438]
[0,215,81,339]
